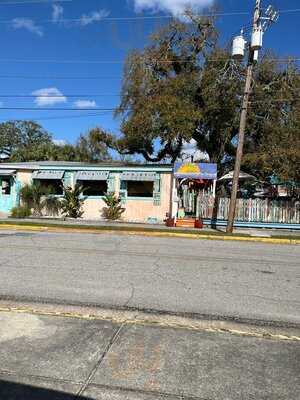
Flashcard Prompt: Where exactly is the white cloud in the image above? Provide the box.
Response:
[11,18,43,37]
[74,100,97,109]
[179,139,208,162]
[52,4,64,23]
[53,139,67,146]
[134,0,214,16]
[32,88,67,107]
[79,9,110,26]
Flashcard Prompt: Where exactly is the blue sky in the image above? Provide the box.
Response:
[0,0,299,145]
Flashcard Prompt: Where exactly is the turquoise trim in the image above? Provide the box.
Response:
[127,197,154,201]
[82,196,106,200]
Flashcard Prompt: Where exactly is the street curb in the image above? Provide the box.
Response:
[0,223,299,245]
[0,302,299,342]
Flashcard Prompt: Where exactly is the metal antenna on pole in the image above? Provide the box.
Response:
[226,1,278,234]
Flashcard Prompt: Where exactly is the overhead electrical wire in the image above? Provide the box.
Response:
[0,0,71,5]
[1,97,299,113]
[0,74,122,80]
[0,111,112,122]
[0,94,120,97]
[0,58,299,64]
[0,107,119,111]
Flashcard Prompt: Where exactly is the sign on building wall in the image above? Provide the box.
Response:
[174,163,217,180]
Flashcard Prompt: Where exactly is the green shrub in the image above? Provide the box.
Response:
[20,182,52,216]
[60,185,85,219]
[102,193,125,220]
[43,195,62,217]
[11,206,31,219]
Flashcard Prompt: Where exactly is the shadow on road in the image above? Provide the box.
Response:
[0,380,93,400]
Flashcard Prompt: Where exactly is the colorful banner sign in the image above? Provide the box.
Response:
[174,163,217,180]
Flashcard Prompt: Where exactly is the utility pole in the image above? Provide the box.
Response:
[226,0,278,233]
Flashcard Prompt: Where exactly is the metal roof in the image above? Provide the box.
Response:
[0,161,173,172]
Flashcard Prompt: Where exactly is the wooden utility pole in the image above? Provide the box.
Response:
[226,0,261,233]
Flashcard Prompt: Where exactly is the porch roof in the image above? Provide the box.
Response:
[0,169,16,176]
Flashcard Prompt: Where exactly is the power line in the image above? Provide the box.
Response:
[0,0,71,5]
[0,74,122,80]
[0,58,299,64]
[1,97,300,112]
[0,111,112,122]
[0,94,120,97]
[0,107,119,111]
[0,7,299,20]
[0,11,251,24]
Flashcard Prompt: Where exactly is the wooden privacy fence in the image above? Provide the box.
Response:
[198,197,300,224]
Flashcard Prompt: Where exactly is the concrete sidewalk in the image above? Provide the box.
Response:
[0,309,299,400]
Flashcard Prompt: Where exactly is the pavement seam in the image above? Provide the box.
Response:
[0,224,299,245]
[76,323,125,397]
[0,369,208,400]
[1,306,299,342]
[86,383,210,400]
[0,369,84,386]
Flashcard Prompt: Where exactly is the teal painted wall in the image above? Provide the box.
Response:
[0,178,20,213]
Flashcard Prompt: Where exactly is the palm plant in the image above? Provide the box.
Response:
[20,182,51,216]
[60,184,85,219]
[102,193,125,220]
[43,195,62,217]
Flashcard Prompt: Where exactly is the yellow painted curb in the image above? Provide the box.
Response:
[0,305,299,342]
[0,223,299,245]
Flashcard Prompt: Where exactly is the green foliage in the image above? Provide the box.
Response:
[0,121,52,162]
[101,15,218,162]
[102,193,125,220]
[0,120,110,163]
[92,12,299,183]
[242,59,300,182]
[43,196,62,217]
[10,205,31,219]
[20,182,52,216]
[60,185,85,219]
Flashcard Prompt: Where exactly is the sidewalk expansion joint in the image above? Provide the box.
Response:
[76,323,125,397]
[1,305,299,342]
[87,383,211,400]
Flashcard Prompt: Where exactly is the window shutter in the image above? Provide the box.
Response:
[15,180,21,207]
[153,174,161,206]
[107,173,116,194]
[119,180,127,205]
[63,171,72,188]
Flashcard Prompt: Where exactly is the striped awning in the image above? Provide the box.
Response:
[32,170,64,180]
[120,171,157,182]
[75,171,109,181]
[0,169,16,176]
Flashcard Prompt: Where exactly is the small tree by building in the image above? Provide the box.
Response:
[102,193,125,221]
[61,185,85,219]
[19,182,60,217]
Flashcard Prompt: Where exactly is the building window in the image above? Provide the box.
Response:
[126,181,154,198]
[1,178,11,195]
[78,180,107,197]
[34,179,63,195]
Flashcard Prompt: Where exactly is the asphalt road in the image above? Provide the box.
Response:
[1,229,299,325]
